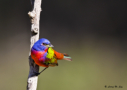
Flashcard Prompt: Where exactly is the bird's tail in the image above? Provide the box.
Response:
[54,50,72,61]
[63,53,72,61]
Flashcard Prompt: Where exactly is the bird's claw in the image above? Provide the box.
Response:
[33,67,48,76]
[35,72,40,76]
[32,71,40,76]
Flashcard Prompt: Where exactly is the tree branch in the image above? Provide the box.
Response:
[27,0,42,90]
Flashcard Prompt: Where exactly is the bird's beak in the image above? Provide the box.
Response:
[47,44,54,47]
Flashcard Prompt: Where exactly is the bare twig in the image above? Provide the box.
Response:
[27,0,42,90]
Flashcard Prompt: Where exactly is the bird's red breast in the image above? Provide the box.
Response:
[31,50,49,67]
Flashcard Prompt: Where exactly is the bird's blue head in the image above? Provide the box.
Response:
[32,38,53,51]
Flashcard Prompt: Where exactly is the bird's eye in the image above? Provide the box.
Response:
[43,43,48,45]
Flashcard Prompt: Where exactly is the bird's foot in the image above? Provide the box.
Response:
[34,72,40,76]
[33,67,48,76]
[32,71,40,76]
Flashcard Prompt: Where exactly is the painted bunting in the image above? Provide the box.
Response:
[31,38,72,75]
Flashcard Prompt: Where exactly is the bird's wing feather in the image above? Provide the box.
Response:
[44,47,56,63]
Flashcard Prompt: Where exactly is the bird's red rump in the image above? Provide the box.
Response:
[53,50,64,60]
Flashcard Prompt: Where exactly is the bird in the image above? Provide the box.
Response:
[31,38,72,75]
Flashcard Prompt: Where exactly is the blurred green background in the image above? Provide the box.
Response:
[0,0,127,90]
